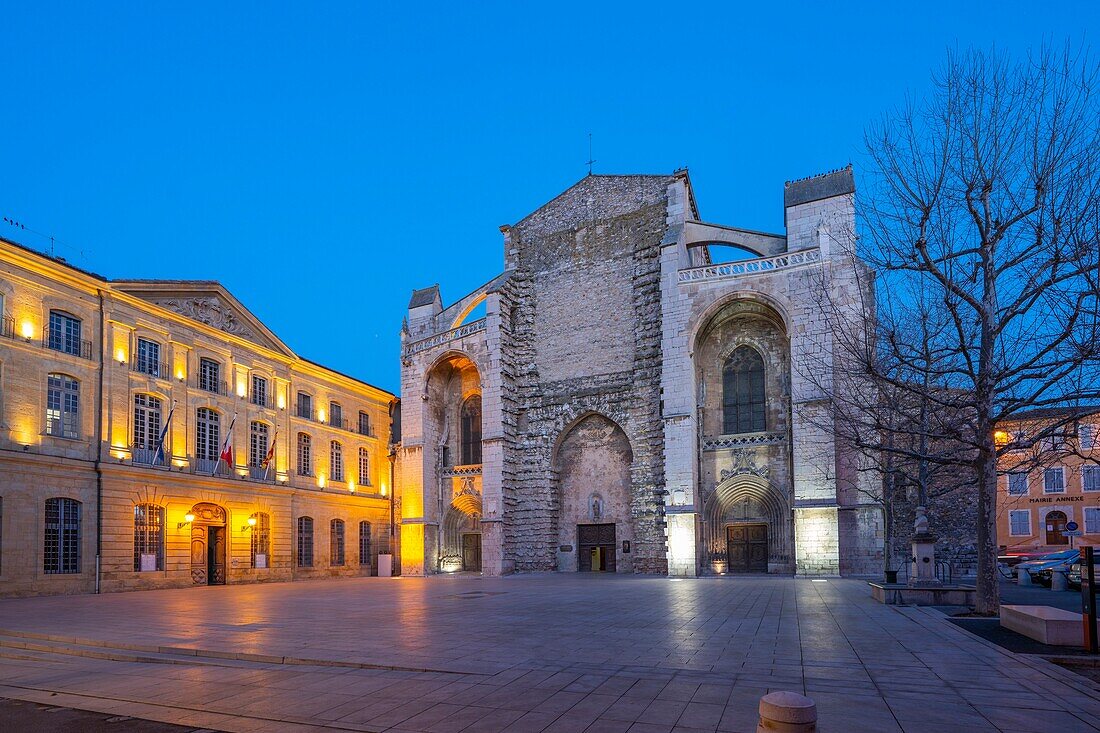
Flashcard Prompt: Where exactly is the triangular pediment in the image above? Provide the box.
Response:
[111,280,295,357]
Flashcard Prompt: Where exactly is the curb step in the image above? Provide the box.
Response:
[0,628,488,676]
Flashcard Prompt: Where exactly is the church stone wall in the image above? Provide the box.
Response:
[502,176,670,574]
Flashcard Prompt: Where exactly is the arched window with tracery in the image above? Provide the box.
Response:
[722,346,766,434]
[460,395,482,465]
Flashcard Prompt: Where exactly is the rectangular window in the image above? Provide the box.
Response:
[136,338,162,377]
[132,394,163,464]
[359,447,371,486]
[359,521,371,566]
[297,433,312,476]
[331,519,345,566]
[44,498,81,573]
[1007,472,1028,496]
[297,392,312,419]
[249,422,269,469]
[1082,425,1095,451]
[46,373,80,439]
[1084,466,1100,492]
[196,408,221,466]
[1009,510,1031,537]
[329,402,343,429]
[1086,507,1100,535]
[1044,468,1066,494]
[297,517,313,567]
[251,375,268,407]
[358,411,371,437]
[47,310,84,357]
[330,441,344,482]
[199,358,221,393]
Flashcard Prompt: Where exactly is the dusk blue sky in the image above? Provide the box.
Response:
[1,3,1094,392]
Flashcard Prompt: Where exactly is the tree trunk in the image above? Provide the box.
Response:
[974,432,1000,615]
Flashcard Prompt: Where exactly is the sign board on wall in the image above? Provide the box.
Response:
[140,554,157,572]
[254,553,267,569]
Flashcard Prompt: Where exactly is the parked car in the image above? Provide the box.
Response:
[999,550,1048,568]
[1015,549,1080,586]
[1068,556,1099,589]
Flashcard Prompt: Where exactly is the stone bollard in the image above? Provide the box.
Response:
[1018,569,1033,587]
[758,691,817,732]
[1051,571,1068,592]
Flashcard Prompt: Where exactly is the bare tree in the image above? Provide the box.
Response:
[816,45,1100,615]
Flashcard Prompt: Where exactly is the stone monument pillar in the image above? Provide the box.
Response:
[909,506,942,587]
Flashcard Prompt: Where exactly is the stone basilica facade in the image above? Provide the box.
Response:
[398,167,883,577]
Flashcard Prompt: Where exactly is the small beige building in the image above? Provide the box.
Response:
[0,237,396,597]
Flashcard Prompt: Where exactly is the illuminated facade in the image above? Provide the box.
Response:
[398,169,882,577]
[0,238,395,596]
[997,408,1100,553]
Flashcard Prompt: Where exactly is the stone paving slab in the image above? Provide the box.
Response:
[0,575,1096,732]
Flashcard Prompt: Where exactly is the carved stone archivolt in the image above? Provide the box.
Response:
[156,297,255,339]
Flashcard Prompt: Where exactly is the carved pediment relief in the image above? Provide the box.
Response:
[154,297,255,339]
[113,281,293,356]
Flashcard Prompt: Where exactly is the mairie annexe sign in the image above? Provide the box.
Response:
[1029,495,1091,503]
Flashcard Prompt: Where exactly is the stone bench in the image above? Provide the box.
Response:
[1001,604,1082,646]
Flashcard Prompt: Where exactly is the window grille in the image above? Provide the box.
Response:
[1009,510,1030,537]
[722,345,766,434]
[133,504,165,571]
[251,512,271,568]
[297,516,313,567]
[331,519,345,566]
[44,498,81,573]
[331,441,344,482]
[46,373,80,439]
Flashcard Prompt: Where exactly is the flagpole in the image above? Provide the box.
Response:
[214,413,237,476]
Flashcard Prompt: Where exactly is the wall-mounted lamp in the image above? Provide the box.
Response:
[20,320,34,341]
[178,512,196,529]
[348,480,356,494]
[176,370,185,383]
[116,349,127,365]
[241,514,257,532]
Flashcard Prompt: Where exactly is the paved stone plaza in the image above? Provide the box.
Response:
[0,575,1096,733]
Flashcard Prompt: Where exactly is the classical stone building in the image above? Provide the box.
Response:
[398,168,883,577]
[0,237,395,596]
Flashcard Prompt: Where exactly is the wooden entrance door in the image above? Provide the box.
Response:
[189,503,227,586]
[727,523,768,573]
[1046,511,1069,546]
[462,533,481,571]
[577,523,616,572]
